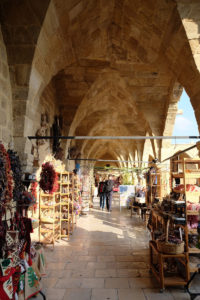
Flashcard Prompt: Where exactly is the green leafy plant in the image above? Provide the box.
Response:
[122,172,133,185]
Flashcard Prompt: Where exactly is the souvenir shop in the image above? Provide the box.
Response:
[1,136,200,298]
[0,142,84,299]
[129,149,200,293]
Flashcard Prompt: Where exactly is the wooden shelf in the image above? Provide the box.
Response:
[40,203,60,208]
[185,173,200,179]
[188,229,198,235]
[173,189,200,195]
[40,219,59,224]
[173,159,200,164]
[187,210,199,216]
[164,276,187,286]
[172,173,184,178]
[189,247,200,254]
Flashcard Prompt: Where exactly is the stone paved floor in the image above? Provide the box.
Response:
[32,209,190,300]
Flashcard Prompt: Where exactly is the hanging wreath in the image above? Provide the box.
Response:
[0,144,13,206]
[39,162,58,194]
[7,149,24,202]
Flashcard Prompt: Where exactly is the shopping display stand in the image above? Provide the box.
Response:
[150,240,189,292]
[39,192,60,246]
[149,157,200,291]
[72,173,81,224]
[59,171,73,240]
[170,158,200,272]
[146,167,169,206]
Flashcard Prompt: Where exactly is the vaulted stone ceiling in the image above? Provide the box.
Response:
[45,0,184,161]
[1,0,200,166]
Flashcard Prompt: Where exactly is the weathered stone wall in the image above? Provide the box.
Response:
[0,26,13,148]
[30,82,60,168]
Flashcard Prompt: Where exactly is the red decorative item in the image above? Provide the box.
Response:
[39,162,58,194]
[0,143,13,204]
[30,181,38,212]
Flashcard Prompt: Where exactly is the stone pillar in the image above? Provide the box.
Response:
[0,26,13,148]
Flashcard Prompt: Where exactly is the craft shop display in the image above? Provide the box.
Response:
[0,143,45,300]
[0,144,13,208]
[39,193,60,245]
[39,170,79,243]
[7,150,24,204]
[148,157,200,291]
[60,172,73,240]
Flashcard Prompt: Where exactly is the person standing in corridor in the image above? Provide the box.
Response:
[98,177,106,210]
[105,175,114,212]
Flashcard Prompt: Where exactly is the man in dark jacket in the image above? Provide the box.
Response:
[105,175,114,212]
[98,178,106,210]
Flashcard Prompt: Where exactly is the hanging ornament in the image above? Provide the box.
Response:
[39,162,58,194]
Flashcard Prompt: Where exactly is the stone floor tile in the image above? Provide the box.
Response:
[77,255,97,262]
[169,288,190,300]
[116,255,136,262]
[91,288,118,300]
[81,278,105,288]
[45,288,66,300]
[42,277,58,288]
[105,262,117,269]
[48,270,72,278]
[129,278,158,289]
[87,262,107,269]
[118,288,146,300]
[89,249,113,256]
[97,256,115,262]
[72,269,95,278]
[64,288,92,300]
[65,261,88,269]
[105,278,130,289]
[55,278,82,288]
[95,269,117,278]
[73,249,89,256]
[143,288,174,299]
[117,269,139,278]
[47,262,66,270]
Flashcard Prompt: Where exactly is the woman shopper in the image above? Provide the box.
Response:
[105,175,114,212]
[98,178,106,210]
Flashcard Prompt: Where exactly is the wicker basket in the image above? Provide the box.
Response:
[157,219,185,254]
[157,240,184,254]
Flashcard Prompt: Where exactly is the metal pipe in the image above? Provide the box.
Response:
[161,144,197,163]
[68,158,151,163]
[28,135,200,140]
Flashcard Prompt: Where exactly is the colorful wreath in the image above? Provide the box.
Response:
[7,149,24,202]
[0,143,13,205]
[39,162,58,194]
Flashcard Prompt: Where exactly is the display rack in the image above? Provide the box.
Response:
[59,171,73,240]
[146,168,161,205]
[170,157,200,271]
[146,167,169,206]
[72,173,81,223]
[148,157,200,290]
[39,192,60,246]
[150,240,189,292]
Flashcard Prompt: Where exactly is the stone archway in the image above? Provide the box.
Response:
[1,0,200,170]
